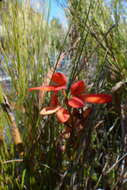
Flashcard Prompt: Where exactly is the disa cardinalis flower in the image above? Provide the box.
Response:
[68,80,112,108]
[29,72,67,92]
[39,92,70,123]
[29,72,112,123]
[29,72,70,123]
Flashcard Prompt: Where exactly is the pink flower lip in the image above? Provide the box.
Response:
[40,106,61,115]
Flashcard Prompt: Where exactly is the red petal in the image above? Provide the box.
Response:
[40,106,61,115]
[28,85,66,92]
[81,94,112,104]
[51,72,67,86]
[28,86,56,92]
[50,93,58,106]
[71,80,86,96]
[68,96,85,108]
[56,107,70,123]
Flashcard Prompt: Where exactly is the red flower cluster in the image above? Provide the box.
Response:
[29,72,112,123]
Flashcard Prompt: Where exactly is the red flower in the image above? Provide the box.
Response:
[68,80,112,108]
[40,93,70,123]
[29,72,112,122]
[29,73,70,123]
[68,80,86,108]
[28,72,67,92]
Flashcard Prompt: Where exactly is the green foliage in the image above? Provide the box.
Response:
[0,0,127,189]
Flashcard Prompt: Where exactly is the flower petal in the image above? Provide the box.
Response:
[68,96,85,108]
[28,85,66,92]
[28,85,56,92]
[71,80,86,96]
[56,107,70,123]
[81,94,112,104]
[51,72,67,86]
[40,106,61,115]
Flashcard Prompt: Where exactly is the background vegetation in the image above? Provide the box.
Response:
[0,0,127,189]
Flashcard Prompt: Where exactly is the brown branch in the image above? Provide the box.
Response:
[2,159,23,164]
[105,153,127,174]
[1,94,24,157]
